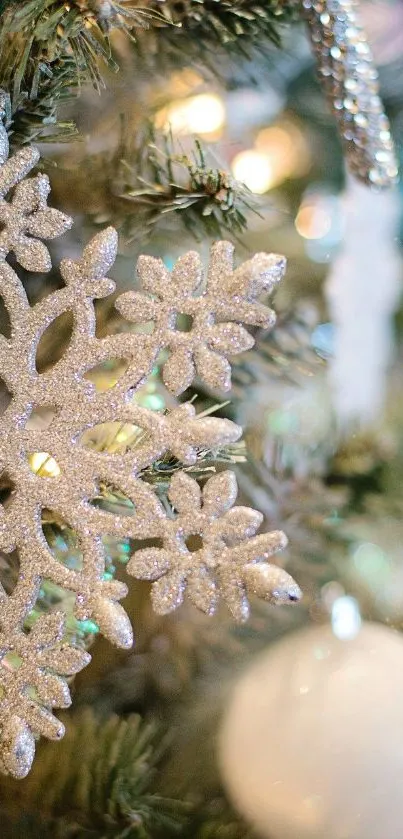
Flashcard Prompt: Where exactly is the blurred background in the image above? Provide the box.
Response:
[1,1,403,837]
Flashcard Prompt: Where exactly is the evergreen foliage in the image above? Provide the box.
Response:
[0,0,295,147]
[52,127,257,241]
[0,710,252,838]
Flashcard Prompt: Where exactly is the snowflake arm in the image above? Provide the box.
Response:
[0,134,71,270]
[0,610,90,778]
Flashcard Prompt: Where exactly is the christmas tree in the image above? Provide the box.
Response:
[0,2,402,837]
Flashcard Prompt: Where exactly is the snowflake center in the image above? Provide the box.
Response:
[1,652,23,673]
[184,534,203,552]
[173,312,194,333]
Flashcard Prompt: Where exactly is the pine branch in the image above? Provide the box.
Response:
[182,799,256,839]
[0,708,255,838]
[0,1,296,146]
[132,1,297,72]
[229,303,326,401]
[0,710,186,839]
[0,1,161,146]
[52,127,258,240]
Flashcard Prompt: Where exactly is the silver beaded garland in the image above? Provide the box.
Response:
[301,0,398,187]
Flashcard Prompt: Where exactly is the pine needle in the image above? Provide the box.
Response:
[132,0,297,67]
[1,710,187,839]
[53,125,259,240]
[0,0,296,146]
[0,1,163,145]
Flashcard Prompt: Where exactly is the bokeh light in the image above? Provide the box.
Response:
[29,452,61,477]
[353,542,390,579]
[295,203,332,240]
[331,595,361,640]
[295,191,343,263]
[232,120,310,194]
[256,120,311,180]
[232,150,274,194]
[157,93,226,137]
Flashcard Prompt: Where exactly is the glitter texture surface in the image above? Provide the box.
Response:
[0,123,299,777]
[302,0,398,188]
[117,246,286,394]
[128,470,301,622]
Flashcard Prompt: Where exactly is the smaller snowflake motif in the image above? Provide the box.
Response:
[0,145,71,270]
[117,241,286,395]
[128,471,301,622]
[0,611,89,778]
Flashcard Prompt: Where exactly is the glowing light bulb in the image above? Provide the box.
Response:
[158,93,225,137]
[232,150,274,194]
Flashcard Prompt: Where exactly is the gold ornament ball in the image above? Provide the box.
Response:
[219,622,403,839]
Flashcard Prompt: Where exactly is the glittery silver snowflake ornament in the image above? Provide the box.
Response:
[0,115,300,778]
